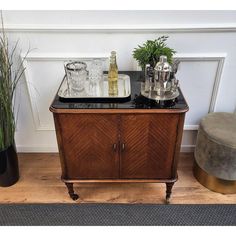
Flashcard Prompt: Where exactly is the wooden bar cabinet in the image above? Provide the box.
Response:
[50,71,188,203]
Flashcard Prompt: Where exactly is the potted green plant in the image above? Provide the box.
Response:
[0,15,28,187]
[133,36,176,71]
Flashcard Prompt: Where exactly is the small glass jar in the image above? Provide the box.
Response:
[65,61,88,92]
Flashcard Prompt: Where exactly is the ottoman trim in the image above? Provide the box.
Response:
[193,160,236,194]
[194,128,236,180]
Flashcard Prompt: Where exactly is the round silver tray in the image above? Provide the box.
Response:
[140,82,179,101]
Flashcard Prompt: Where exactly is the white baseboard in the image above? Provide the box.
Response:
[180,145,196,153]
[16,145,195,153]
[16,146,58,153]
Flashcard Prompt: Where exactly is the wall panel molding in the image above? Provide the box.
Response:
[22,53,109,131]
[175,53,226,113]
[3,23,236,33]
[23,53,110,61]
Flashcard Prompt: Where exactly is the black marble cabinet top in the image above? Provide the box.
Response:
[50,71,188,110]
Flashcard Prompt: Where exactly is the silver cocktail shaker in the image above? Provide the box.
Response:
[154,55,172,96]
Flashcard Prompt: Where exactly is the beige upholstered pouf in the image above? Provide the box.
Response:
[193,112,236,193]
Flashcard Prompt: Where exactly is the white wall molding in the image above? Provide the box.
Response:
[175,53,226,113]
[24,53,110,61]
[3,23,236,33]
[22,53,109,131]
[175,53,227,61]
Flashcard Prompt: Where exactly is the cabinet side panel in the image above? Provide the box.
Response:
[53,113,68,179]
[171,113,186,178]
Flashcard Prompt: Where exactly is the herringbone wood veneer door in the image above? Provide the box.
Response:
[57,114,119,179]
[120,114,179,179]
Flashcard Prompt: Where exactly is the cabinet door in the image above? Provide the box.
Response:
[120,114,179,179]
[56,114,119,179]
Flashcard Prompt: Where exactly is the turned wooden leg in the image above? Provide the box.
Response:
[165,182,174,204]
[65,183,79,201]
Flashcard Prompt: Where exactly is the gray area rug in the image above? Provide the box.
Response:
[0,204,235,226]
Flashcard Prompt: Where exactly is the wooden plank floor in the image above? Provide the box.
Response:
[0,153,235,204]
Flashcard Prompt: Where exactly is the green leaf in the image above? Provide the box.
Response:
[133,35,176,69]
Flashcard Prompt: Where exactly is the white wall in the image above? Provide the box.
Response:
[2,10,236,152]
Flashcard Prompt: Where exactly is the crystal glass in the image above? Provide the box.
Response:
[88,59,103,95]
[89,59,103,84]
[65,61,88,93]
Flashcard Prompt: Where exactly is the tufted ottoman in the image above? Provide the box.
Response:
[193,112,236,194]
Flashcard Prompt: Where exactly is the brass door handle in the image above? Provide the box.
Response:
[113,143,117,151]
[121,143,125,151]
